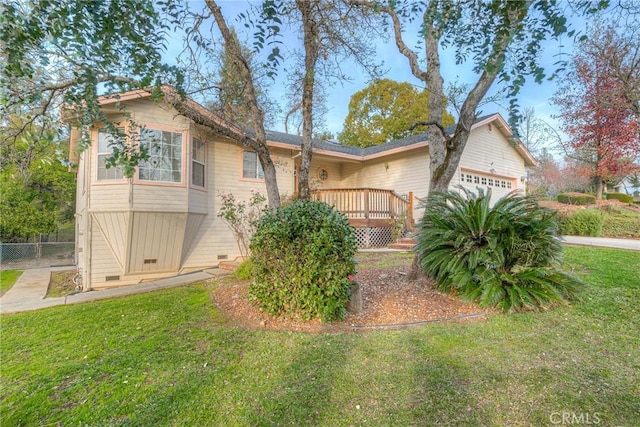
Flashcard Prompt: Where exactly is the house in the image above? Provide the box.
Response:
[69,88,536,290]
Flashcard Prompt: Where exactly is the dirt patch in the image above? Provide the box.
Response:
[47,270,78,298]
[211,252,488,332]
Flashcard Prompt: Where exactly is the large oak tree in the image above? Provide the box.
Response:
[351,0,603,192]
[339,78,454,147]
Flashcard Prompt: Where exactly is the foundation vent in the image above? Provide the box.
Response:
[105,275,120,281]
[143,259,157,264]
[217,255,228,260]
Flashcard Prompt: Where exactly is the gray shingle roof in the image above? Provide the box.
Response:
[266,113,502,158]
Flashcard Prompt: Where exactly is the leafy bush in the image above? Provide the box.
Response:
[602,215,640,238]
[249,200,357,322]
[557,209,603,236]
[556,192,596,205]
[605,192,634,203]
[217,190,267,258]
[234,258,254,280]
[416,188,581,313]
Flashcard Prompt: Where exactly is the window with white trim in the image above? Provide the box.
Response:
[192,138,205,187]
[242,150,264,180]
[138,128,183,183]
[97,128,125,181]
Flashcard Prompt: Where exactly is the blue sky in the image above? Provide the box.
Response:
[169,1,589,140]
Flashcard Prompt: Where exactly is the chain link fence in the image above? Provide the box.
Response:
[1,242,75,270]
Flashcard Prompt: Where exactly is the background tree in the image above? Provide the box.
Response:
[552,26,640,199]
[0,0,182,173]
[249,0,381,199]
[581,21,640,135]
[516,107,562,157]
[352,0,603,193]
[526,148,563,200]
[0,118,75,242]
[339,79,454,147]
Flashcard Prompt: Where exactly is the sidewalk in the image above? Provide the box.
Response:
[0,267,228,315]
[561,236,640,251]
[2,236,638,315]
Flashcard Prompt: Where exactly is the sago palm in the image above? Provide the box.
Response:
[416,188,581,312]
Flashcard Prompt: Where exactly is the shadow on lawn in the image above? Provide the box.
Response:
[239,331,494,425]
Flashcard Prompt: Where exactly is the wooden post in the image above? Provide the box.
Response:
[408,191,414,229]
[364,188,370,221]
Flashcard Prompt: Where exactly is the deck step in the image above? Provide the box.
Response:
[388,237,417,250]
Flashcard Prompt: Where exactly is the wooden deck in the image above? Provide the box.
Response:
[311,188,413,229]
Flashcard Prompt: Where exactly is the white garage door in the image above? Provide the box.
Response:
[459,171,517,202]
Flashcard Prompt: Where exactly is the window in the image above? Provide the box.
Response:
[507,182,512,189]
[242,151,264,180]
[473,176,480,184]
[488,178,494,187]
[501,180,507,188]
[318,168,329,181]
[481,177,487,185]
[192,138,205,187]
[97,128,124,181]
[138,128,182,183]
[466,174,472,183]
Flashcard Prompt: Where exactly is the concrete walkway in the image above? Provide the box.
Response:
[1,236,638,315]
[561,236,640,251]
[0,267,228,315]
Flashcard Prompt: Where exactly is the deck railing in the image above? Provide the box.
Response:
[311,188,413,228]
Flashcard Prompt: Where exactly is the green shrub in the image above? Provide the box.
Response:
[234,258,254,280]
[605,192,634,203]
[602,215,640,238]
[249,200,357,322]
[416,188,581,313]
[556,192,596,205]
[557,209,603,236]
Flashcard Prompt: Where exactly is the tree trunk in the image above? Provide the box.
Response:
[296,0,320,201]
[595,176,604,200]
[207,0,281,208]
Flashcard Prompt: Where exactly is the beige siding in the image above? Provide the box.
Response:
[128,212,186,273]
[309,157,344,189]
[181,141,296,268]
[104,99,192,129]
[92,211,129,268]
[455,124,526,201]
[89,220,125,286]
[340,148,431,220]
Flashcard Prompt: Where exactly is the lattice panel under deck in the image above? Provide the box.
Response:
[355,227,394,248]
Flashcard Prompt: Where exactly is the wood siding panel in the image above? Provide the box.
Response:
[181,213,207,264]
[90,221,125,285]
[131,186,188,212]
[127,212,186,273]
[92,211,129,268]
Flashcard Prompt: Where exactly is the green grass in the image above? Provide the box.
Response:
[2,247,639,426]
[0,269,22,296]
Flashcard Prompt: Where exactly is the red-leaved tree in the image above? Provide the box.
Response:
[553,29,640,199]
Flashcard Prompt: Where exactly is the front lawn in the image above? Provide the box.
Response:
[1,247,639,426]
[0,269,22,297]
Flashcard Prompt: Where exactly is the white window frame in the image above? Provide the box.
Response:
[191,138,206,188]
[97,128,125,181]
[138,128,183,183]
[242,150,264,180]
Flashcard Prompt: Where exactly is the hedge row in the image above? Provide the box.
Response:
[605,192,634,203]
[556,192,596,205]
[557,209,603,236]
[602,216,640,238]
